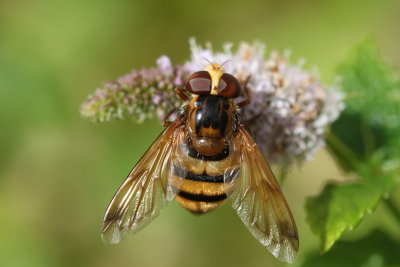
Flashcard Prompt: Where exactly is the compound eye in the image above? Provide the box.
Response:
[185,71,211,95]
[218,73,242,98]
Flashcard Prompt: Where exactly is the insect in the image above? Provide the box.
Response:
[101,63,299,263]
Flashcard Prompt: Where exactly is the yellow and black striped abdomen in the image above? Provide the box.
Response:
[173,172,228,214]
[172,128,241,214]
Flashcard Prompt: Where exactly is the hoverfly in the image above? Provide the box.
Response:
[101,63,299,263]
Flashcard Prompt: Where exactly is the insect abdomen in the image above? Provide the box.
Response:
[172,124,240,214]
[173,168,229,214]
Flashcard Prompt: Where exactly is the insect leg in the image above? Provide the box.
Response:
[237,75,252,108]
[175,88,189,101]
[237,98,250,108]
[162,108,177,127]
[162,88,189,127]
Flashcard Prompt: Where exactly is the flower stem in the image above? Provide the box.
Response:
[361,118,375,159]
[384,197,400,226]
[325,132,361,172]
[278,165,290,185]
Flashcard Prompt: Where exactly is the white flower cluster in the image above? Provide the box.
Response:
[184,39,344,164]
[81,39,344,165]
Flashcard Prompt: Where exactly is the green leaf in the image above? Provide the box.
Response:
[336,38,400,132]
[300,230,400,267]
[358,152,400,195]
[328,112,389,168]
[305,156,399,253]
[305,158,399,253]
[329,38,400,171]
[311,39,400,252]
[305,182,381,252]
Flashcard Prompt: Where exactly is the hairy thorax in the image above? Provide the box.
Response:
[186,95,235,156]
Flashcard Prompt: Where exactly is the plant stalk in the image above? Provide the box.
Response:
[384,197,400,226]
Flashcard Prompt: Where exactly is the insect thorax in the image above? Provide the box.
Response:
[187,95,235,157]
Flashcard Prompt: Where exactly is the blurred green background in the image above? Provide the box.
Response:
[1,0,399,266]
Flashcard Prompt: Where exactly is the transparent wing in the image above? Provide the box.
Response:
[224,125,299,263]
[101,120,186,244]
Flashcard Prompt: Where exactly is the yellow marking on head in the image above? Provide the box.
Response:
[205,64,224,95]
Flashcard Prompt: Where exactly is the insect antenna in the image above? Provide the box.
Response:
[221,59,232,67]
[201,57,214,65]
